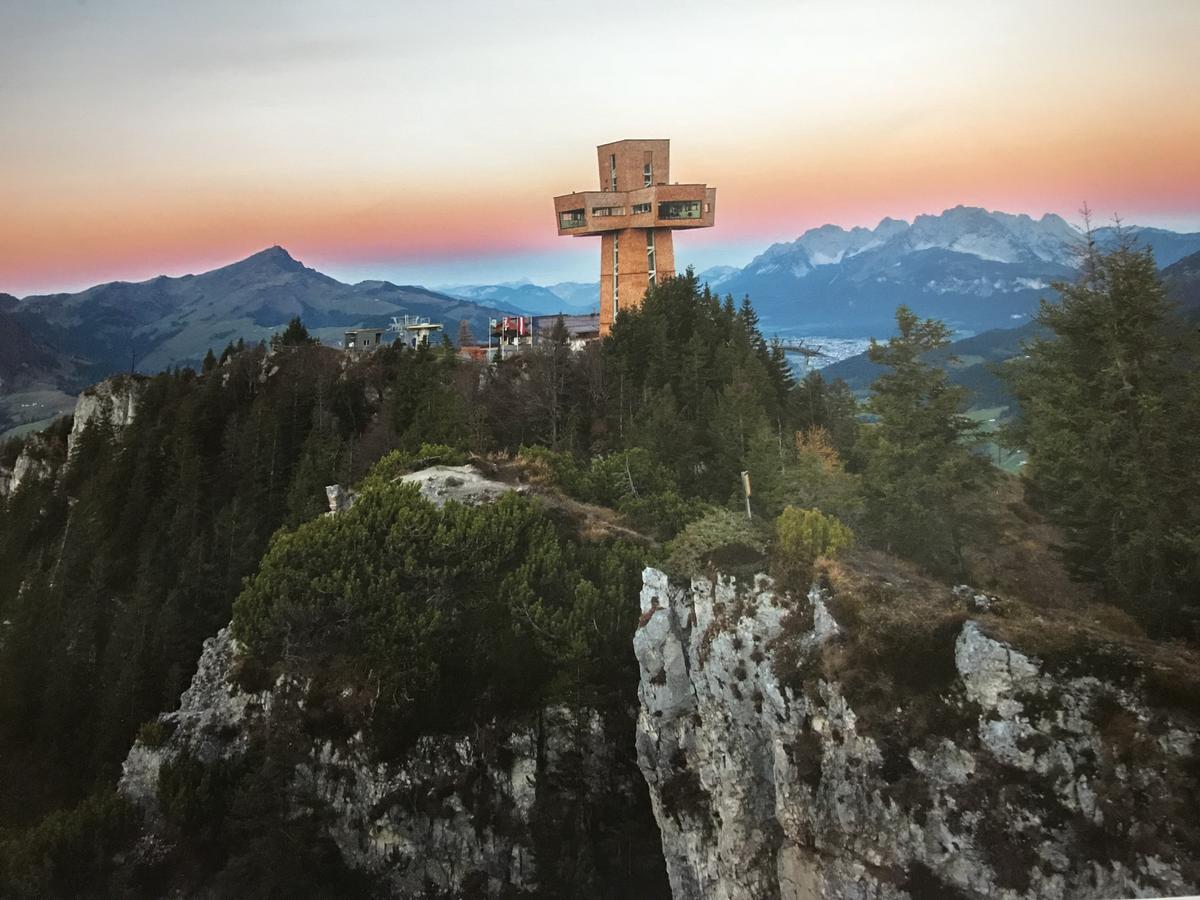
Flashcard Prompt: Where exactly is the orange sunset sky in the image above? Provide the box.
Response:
[1,0,1198,296]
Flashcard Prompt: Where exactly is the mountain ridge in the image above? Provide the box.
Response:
[711,207,1200,335]
[11,247,508,380]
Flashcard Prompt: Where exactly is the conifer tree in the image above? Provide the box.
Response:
[860,306,992,574]
[1006,236,1200,631]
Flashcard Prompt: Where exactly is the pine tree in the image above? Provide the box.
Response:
[860,306,992,574]
[1005,235,1200,631]
[273,316,314,349]
[738,296,762,349]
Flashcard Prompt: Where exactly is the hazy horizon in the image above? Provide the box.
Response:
[3,0,1198,296]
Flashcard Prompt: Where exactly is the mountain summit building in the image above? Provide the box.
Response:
[554,139,716,335]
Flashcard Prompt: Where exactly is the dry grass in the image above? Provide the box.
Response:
[481,452,654,544]
[962,473,1092,607]
[808,473,1200,723]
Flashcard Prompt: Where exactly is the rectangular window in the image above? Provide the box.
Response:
[591,206,625,217]
[658,200,702,220]
[646,230,656,286]
[610,154,617,191]
[644,162,652,187]
[632,202,651,215]
[559,208,586,229]
[612,236,619,314]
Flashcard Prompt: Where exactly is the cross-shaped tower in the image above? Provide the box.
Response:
[553,139,716,335]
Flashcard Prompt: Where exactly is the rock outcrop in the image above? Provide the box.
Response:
[120,628,627,896]
[1,445,50,497]
[118,464,660,897]
[68,374,144,454]
[398,464,524,507]
[1,375,145,499]
[633,566,1200,900]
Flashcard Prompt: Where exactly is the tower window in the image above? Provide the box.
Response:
[658,200,702,220]
[644,162,652,187]
[632,202,651,215]
[613,236,619,314]
[559,208,586,229]
[610,154,617,191]
[647,230,656,286]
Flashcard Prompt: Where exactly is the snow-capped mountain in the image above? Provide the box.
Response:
[711,206,1200,336]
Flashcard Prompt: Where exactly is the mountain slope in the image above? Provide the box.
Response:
[1163,249,1200,317]
[1096,226,1200,268]
[12,247,506,380]
[822,242,1200,414]
[0,293,67,388]
[442,280,599,316]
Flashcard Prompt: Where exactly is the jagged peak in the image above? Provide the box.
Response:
[235,245,306,272]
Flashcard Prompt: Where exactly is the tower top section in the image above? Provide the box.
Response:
[552,138,715,238]
[595,139,670,192]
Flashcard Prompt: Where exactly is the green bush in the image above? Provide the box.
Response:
[663,509,770,580]
[136,718,176,749]
[232,483,642,752]
[360,442,469,491]
[771,506,853,591]
[0,792,138,898]
[518,445,586,494]
[520,445,701,540]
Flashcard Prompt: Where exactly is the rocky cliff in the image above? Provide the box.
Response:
[117,465,667,898]
[120,626,640,897]
[111,463,1200,899]
[67,374,144,455]
[633,566,1200,900]
[0,374,145,499]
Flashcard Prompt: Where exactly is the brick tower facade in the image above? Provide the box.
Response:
[553,140,716,335]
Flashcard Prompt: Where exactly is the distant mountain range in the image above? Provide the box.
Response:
[449,208,1200,338]
[440,280,598,316]
[704,207,1200,336]
[4,208,1199,438]
[819,247,1200,413]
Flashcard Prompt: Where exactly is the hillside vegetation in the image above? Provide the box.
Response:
[1,249,1198,895]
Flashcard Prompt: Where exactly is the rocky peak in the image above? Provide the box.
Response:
[241,245,306,273]
[68,374,146,455]
[634,566,1199,899]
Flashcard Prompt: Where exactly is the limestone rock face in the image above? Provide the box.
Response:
[117,464,635,898]
[119,626,625,897]
[2,446,50,497]
[398,464,524,507]
[68,375,144,455]
[0,375,145,498]
[633,566,1200,900]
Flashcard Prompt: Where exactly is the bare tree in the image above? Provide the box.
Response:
[457,318,475,347]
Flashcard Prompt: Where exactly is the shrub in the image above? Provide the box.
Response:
[517,445,586,493]
[359,442,468,491]
[136,719,176,749]
[663,509,770,580]
[0,792,138,897]
[232,484,643,752]
[771,507,853,591]
[520,445,702,540]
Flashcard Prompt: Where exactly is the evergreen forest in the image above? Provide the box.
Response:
[2,241,1199,896]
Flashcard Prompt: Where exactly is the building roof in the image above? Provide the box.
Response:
[532,313,601,337]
